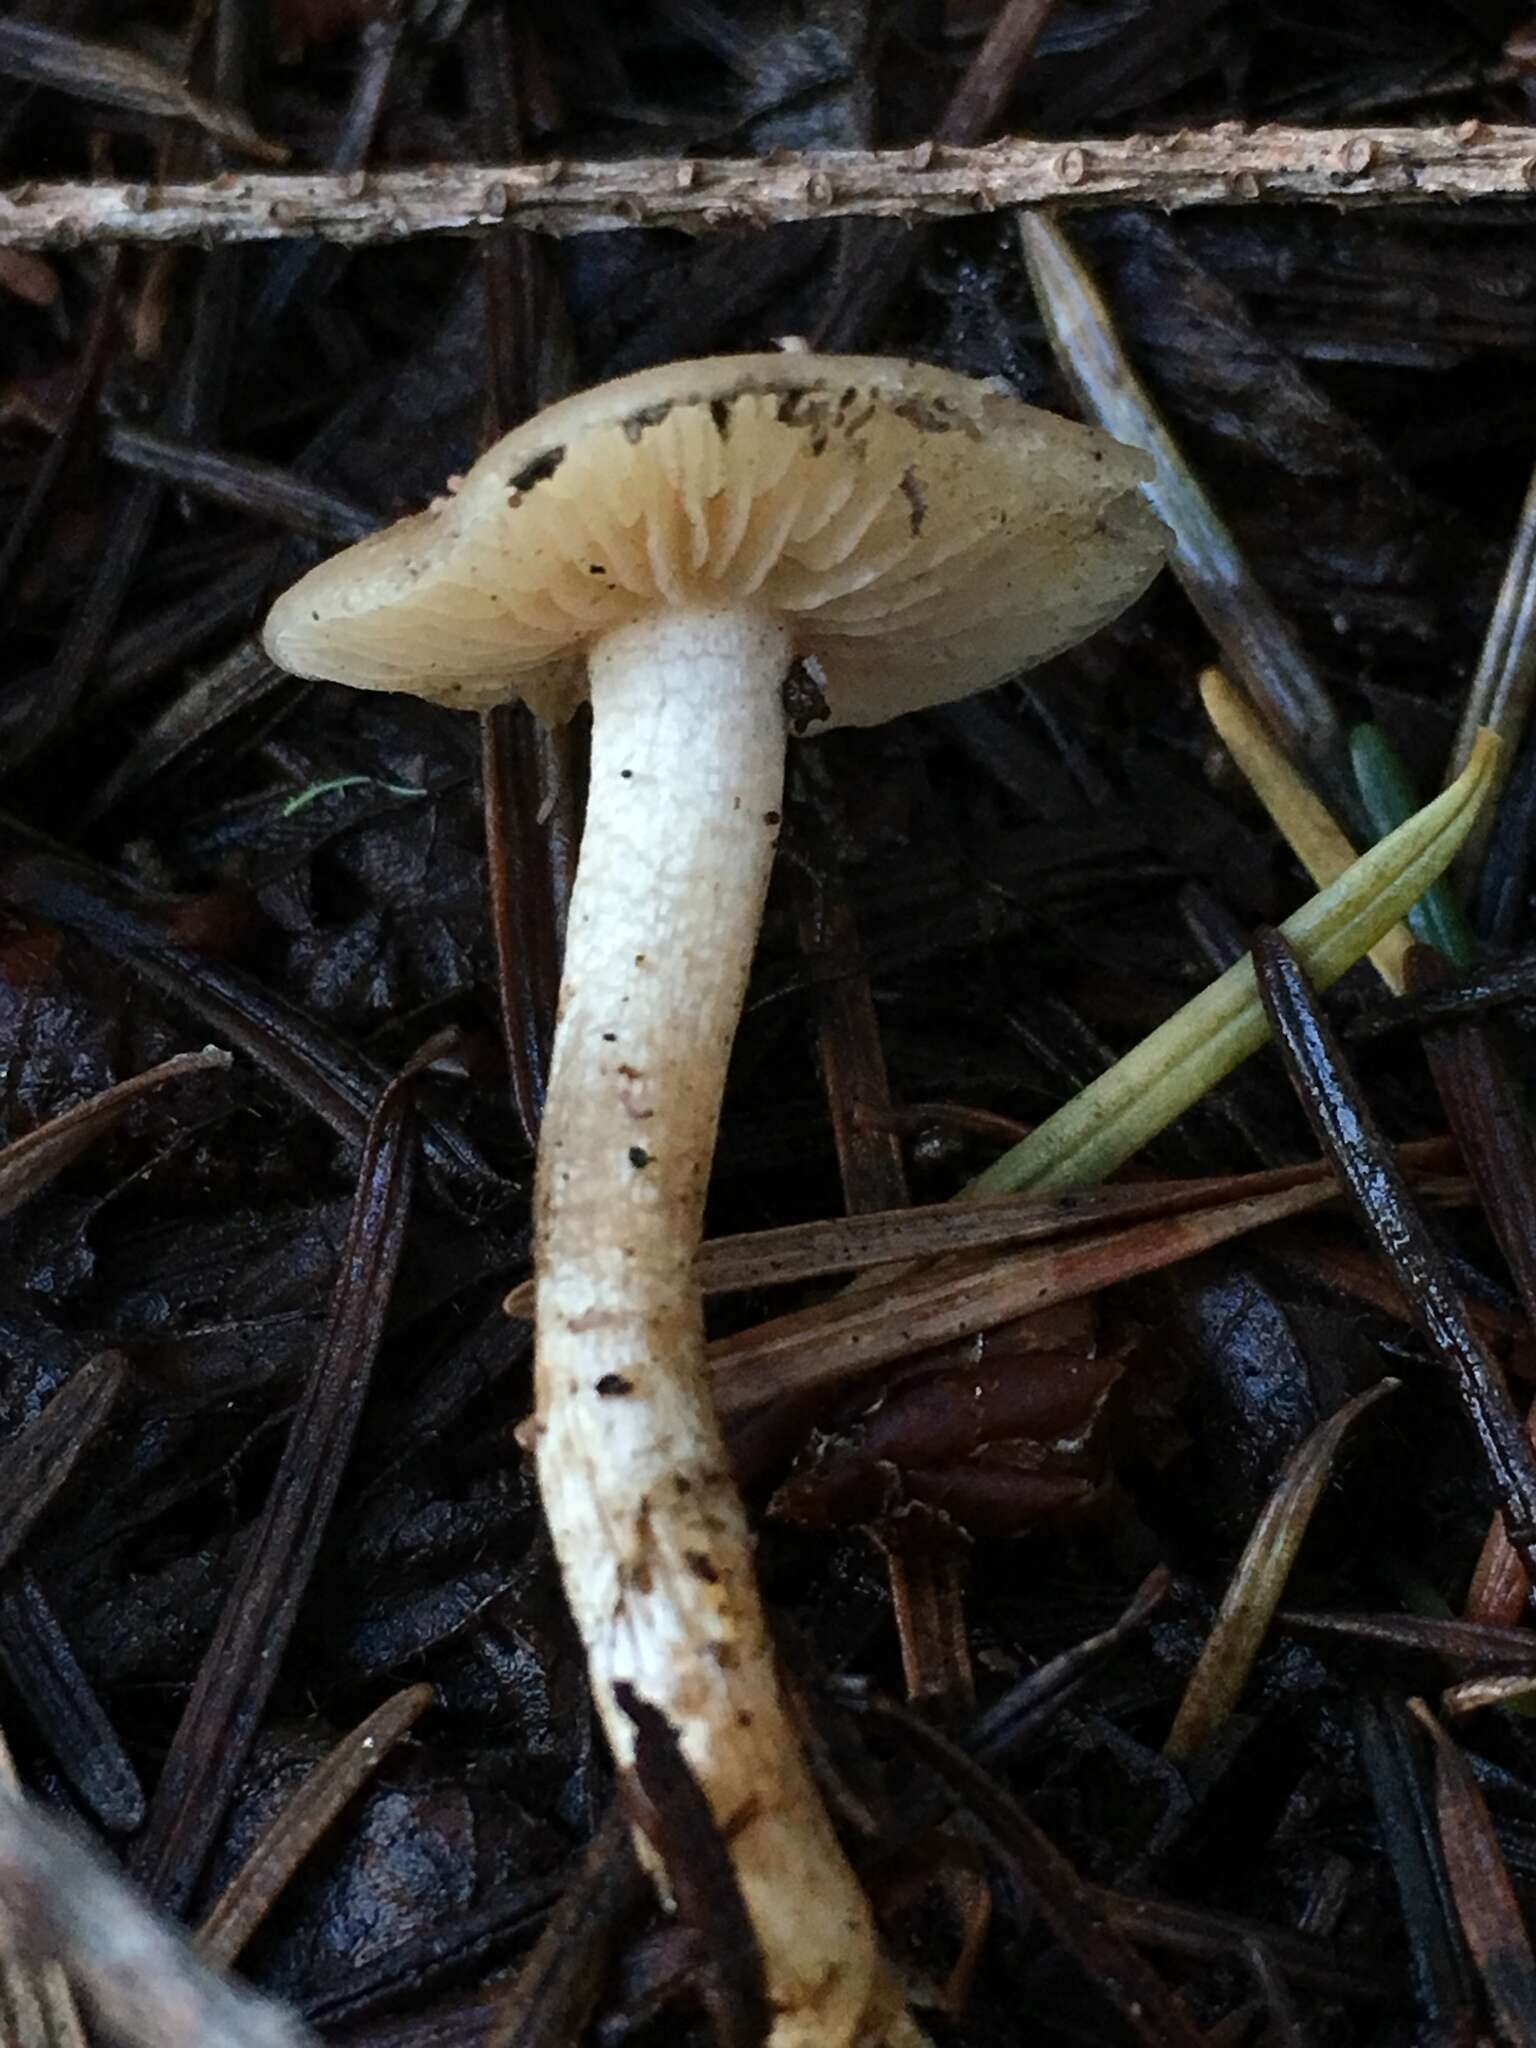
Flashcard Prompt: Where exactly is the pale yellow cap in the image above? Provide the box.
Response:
[264,353,1167,730]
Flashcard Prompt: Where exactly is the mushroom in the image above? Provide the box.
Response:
[263,352,1167,2048]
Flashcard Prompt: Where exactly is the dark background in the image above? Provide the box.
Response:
[4,3,1536,2042]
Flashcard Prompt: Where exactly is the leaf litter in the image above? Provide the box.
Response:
[6,2,1536,2043]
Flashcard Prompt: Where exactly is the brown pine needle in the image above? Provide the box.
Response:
[1440,1674,1536,1718]
[1165,1380,1398,1760]
[1282,1609,1536,1669]
[0,1048,231,1219]
[0,21,288,165]
[504,1141,1459,1317]
[197,1684,435,1968]
[0,1352,124,1579]
[1410,1699,1536,2043]
[710,1179,1345,1418]
[136,1054,423,1913]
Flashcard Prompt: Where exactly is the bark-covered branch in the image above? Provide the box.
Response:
[4,123,1535,250]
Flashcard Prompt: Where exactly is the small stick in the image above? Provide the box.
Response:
[1253,928,1536,1562]
[5,125,1536,250]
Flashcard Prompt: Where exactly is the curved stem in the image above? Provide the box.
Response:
[533,607,898,2047]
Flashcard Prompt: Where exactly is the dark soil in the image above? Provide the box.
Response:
[5,3,1536,2043]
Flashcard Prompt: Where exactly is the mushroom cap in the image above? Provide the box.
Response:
[263,353,1167,730]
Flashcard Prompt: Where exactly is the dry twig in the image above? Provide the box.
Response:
[4,125,1536,250]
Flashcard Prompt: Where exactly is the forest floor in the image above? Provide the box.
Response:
[5,3,1536,2044]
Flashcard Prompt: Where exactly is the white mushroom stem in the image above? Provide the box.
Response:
[533,606,897,2048]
